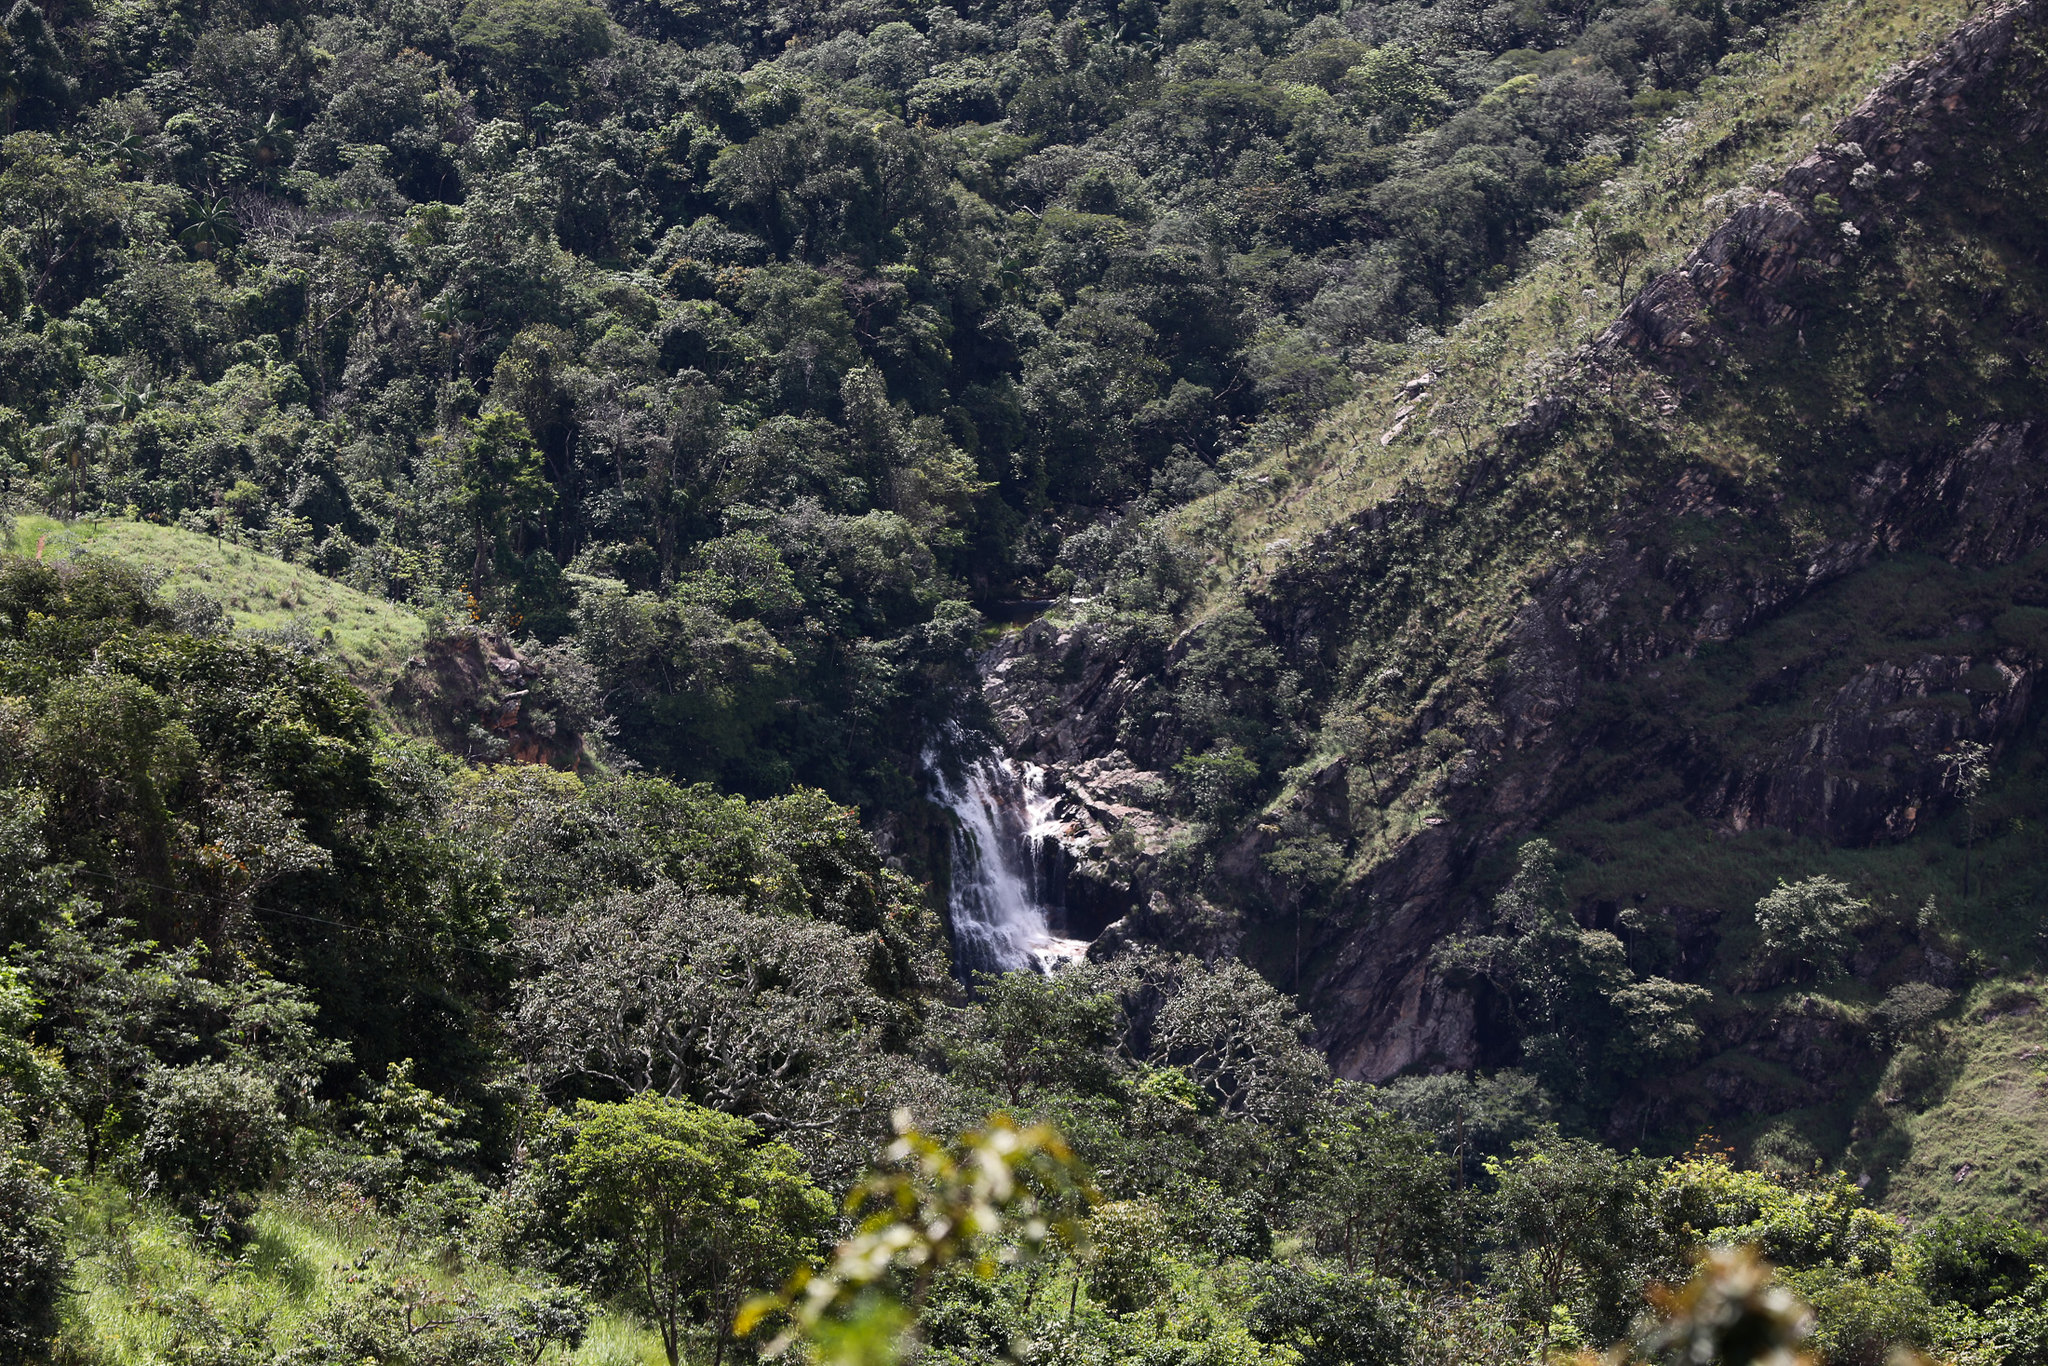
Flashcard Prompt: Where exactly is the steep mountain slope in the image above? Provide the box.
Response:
[985,0,2048,1195]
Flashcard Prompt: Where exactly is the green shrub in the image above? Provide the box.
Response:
[0,1145,65,1366]
[1173,744,1261,821]
[1084,1200,1173,1314]
[1782,1267,1937,1366]
[556,1094,831,1366]
[1248,1263,1415,1366]
[1749,876,1869,983]
[1988,1279,2048,1366]
[1913,1213,2048,1312]
[284,1281,519,1366]
[1872,982,1955,1047]
[139,1063,287,1235]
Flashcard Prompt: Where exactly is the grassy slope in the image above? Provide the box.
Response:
[1100,0,1999,876]
[1503,30,2048,1217]
[1164,0,1980,602]
[6,515,426,678]
[60,1184,666,1366]
[56,1181,1255,1366]
[1864,980,2048,1226]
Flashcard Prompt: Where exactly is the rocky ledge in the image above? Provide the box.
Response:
[388,629,591,770]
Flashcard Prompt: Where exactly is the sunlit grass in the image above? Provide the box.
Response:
[56,1181,669,1366]
[580,1314,675,1366]
[62,1187,323,1365]
[6,513,427,679]
[1867,980,2048,1224]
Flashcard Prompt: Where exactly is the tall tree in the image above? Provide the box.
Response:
[559,1094,831,1366]
[1486,1136,1665,1353]
[1295,1093,1460,1279]
[432,410,555,596]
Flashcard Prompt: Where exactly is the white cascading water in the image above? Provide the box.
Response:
[928,738,1091,976]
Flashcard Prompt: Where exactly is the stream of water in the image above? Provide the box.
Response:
[927,738,1091,976]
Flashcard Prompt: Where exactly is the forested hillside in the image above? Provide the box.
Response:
[3,552,2042,1365]
[0,0,1798,798]
[9,0,2048,1353]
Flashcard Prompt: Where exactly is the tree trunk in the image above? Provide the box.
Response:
[1021,1261,1046,1315]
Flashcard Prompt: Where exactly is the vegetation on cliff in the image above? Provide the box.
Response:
[9,556,2045,1363]
[0,0,1812,800]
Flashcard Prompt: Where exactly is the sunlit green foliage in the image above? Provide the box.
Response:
[0,0,2042,1355]
[556,1094,830,1366]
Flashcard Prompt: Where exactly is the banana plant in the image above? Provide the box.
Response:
[95,375,157,423]
[93,129,147,174]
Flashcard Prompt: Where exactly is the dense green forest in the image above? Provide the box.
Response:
[0,0,1789,798]
[9,0,2048,1353]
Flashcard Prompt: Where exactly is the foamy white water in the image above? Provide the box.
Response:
[927,736,1090,975]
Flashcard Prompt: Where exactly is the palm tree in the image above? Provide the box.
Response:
[36,412,99,517]
[422,297,485,379]
[178,197,240,258]
[243,114,292,180]
[1112,22,1163,59]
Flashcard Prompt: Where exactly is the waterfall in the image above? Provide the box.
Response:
[928,736,1090,977]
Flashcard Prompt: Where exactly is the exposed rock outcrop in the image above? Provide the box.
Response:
[983,617,1147,764]
[1609,0,2048,369]
[388,630,591,770]
[1702,650,2034,843]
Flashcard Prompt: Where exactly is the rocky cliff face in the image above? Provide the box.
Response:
[1608,0,2048,370]
[980,0,2048,1102]
[388,630,593,770]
